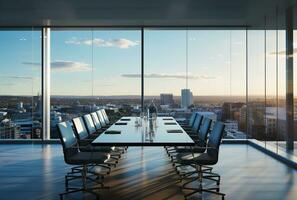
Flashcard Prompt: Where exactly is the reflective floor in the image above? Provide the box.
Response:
[0,144,297,200]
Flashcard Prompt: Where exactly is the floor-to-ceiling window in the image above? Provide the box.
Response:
[246,10,289,154]
[92,29,141,120]
[0,25,294,156]
[143,28,246,139]
[144,29,188,118]
[188,29,246,139]
[247,30,266,143]
[50,29,93,138]
[0,28,42,139]
[50,28,141,138]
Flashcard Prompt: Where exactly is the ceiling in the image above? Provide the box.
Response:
[0,0,296,28]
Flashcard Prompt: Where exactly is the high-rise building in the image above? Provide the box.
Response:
[160,93,174,106]
[17,102,23,110]
[181,89,193,109]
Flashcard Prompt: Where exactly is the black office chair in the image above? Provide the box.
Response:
[176,121,226,199]
[171,117,213,178]
[166,115,204,156]
[179,112,198,129]
[73,117,97,142]
[83,114,103,136]
[57,121,110,200]
[185,114,204,137]
[72,117,122,161]
[188,117,212,141]
[170,117,211,157]
[96,110,107,128]
[99,109,111,125]
[91,112,105,130]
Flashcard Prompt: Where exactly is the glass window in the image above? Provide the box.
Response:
[144,29,188,118]
[247,30,266,142]
[0,29,42,139]
[50,29,141,138]
[188,30,246,139]
[92,29,141,120]
[50,29,93,138]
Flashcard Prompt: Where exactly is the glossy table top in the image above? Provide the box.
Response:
[92,117,195,146]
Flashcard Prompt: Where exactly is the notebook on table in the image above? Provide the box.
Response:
[115,122,127,125]
[163,118,174,121]
[164,122,177,125]
[120,118,131,121]
[167,129,183,133]
[105,130,121,134]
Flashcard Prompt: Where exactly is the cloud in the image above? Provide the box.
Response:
[23,61,91,72]
[0,83,15,86]
[0,75,36,80]
[122,73,215,80]
[269,48,297,57]
[65,37,139,49]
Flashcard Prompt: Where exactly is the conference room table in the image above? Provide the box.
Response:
[92,116,195,146]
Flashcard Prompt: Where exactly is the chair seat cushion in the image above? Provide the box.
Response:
[79,145,113,153]
[175,146,206,153]
[88,134,100,140]
[176,152,217,165]
[67,152,110,165]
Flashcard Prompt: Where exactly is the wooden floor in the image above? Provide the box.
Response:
[0,144,297,200]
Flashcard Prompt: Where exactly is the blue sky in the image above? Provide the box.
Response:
[0,29,290,97]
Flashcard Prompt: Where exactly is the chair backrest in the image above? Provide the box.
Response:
[191,114,203,133]
[91,112,102,130]
[72,117,89,140]
[96,110,106,127]
[189,112,197,127]
[57,121,79,164]
[207,121,225,159]
[198,117,212,142]
[101,109,110,124]
[83,114,96,134]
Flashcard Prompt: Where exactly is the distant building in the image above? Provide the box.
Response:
[17,102,23,110]
[50,111,62,127]
[0,111,7,118]
[17,101,26,113]
[12,118,41,139]
[265,107,286,139]
[225,130,246,139]
[181,89,193,109]
[160,93,174,106]
[224,120,239,131]
[0,122,17,139]
[222,102,245,121]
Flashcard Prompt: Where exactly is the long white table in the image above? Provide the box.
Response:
[92,116,195,146]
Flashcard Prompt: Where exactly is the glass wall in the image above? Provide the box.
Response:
[188,30,246,139]
[277,29,287,153]
[50,29,141,138]
[92,29,141,120]
[246,11,289,154]
[0,29,42,139]
[0,25,294,155]
[144,29,187,117]
[247,30,266,142]
[50,29,93,138]
[143,29,246,139]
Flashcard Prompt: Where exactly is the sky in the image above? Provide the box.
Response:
[0,29,292,97]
